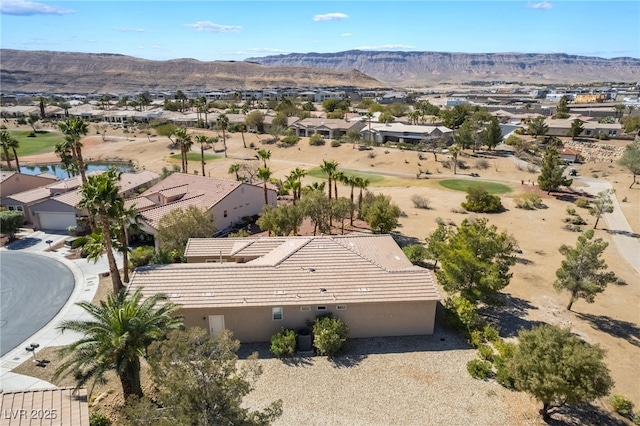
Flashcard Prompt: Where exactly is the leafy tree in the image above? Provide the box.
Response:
[0,210,24,240]
[619,141,640,188]
[482,117,503,150]
[425,222,450,270]
[156,205,215,256]
[54,289,183,400]
[527,116,548,139]
[342,129,362,149]
[123,327,282,425]
[155,122,178,146]
[441,104,471,129]
[461,186,503,213]
[553,95,571,119]
[553,229,617,311]
[77,168,125,293]
[589,189,615,229]
[454,119,476,150]
[257,204,304,236]
[537,146,572,194]
[378,111,395,124]
[567,118,584,140]
[245,110,265,133]
[360,193,401,233]
[402,244,428,265]
[436,218,516,304]
[322,98,340,112]
[27,113,39,133]
[507,324,613,420]
[312,315,349,357]
[299,190,331,235]
[331,196,353,234]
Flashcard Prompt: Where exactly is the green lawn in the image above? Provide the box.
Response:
[439,179,512,194]
[11,130,66,156]
[169,152,221,162]
[306,168,386,184]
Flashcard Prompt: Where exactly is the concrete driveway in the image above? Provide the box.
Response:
[0,251,75,357]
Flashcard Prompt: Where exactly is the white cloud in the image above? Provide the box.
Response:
[341,33,352,37]
[116,28,149,33]
[249,48,288,53]
[525,1,553,10]
[1,0,73,15]
[356,44,415,50]
[313,13,348,22]
[185,21,241,33]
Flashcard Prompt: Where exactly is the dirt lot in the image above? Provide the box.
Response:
[12,122,640,423]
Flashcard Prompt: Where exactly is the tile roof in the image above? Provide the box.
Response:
[0,387,89,426]
[369,123,452,134]
[5,186,51,204]
[117,170,160,193]
[0,171,16,183]
[129,235,440,309]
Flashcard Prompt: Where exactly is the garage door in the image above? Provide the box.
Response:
[37,212,77,231]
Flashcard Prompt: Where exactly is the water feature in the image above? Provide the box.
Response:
[17,161,136,179]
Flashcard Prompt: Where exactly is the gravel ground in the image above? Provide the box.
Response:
[239,327,540,426]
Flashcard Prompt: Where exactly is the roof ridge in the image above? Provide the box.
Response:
[330,235,388,271]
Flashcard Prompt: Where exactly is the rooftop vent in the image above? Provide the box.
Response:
[319,288,327,293]
[357,287,371,292]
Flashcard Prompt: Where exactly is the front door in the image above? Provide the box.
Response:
[208,315,225,337]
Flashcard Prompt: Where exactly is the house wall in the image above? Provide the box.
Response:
[29,199,80,229]
[210,184,276,231]
[0,174,56,198]
[178,300,436,343]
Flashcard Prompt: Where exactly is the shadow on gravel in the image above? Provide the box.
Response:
[575,312,640,348]
[544,402,627,426]
[604,229,640,239]
[479,293,543,338]
[5,237,42,250]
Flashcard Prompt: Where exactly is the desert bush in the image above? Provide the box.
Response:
[467,359,493,380]
[70,236,88,249]
[526,164,538,173]
[445,296,479,332]
[330,140,341,147]
[270,329,297,358]
[475,159,490,170]
[312,314,349,357]
[515,193,544,210]
[368,151,376,159]
[129,245,155,268]
[228,229,250,238]
[89,413,112,426]
[280,135,300,146]
[411,194,431,209]
[402,244,428,265]
[461,186,503,213]
[574,198,591,209]
[450,207,468,214]
[610,395,635,418]
[441,160,452,169]
[564,224,583,232]
[482,325,500,344]
[309,133,325,146]
[477,344,496,362]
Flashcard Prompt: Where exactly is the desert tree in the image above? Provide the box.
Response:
[619,141,640,188]
[424,222,450,270]
[553,229,617,311]
[527,116,549,139]
[245,110,265,133]
[454,119,476,150]
[255,149,271,168]
[299,190,331,235]
[589,189,615,229]
[156,205,215,257]
[173,127,192,173]
[257,167,272,205]
[436,218,516,305]
[482,117,503,150]
[567,118,585,141]
[228,162,242,181]
[537,146,572,194]
[257,204,304,236]
[54,289,183,401]
[360,193,401,234]
[27,113,39,133]
[553,95,571,119]
[507,324,613,420]
[332,196,353,234]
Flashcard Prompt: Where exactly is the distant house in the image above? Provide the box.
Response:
[362,123,453,145]
[544,116,622,139]
[127,234,440,343]
[0,387,89,425]
[290,118,365,140]
[559,147,581,163]
[133,173,277,243]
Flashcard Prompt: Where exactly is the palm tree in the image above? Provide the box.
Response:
[258,167,272,205]
[54,288,183,400]
[255,149,271,168]
[174,127,191,173]
[114,204,142,284]
[0,130,15,170]
[228,162,241,181]
[333,171,344,200]
[303,181,326,195]
[194,134,210,176]
[365,111,374,143]
[77,168,125,294]
[354,177,370,217]
[217,113,229,158]
[450,145,461,175]
[291,167,306,202]
[55,139,77,178]
[58,117,89,184]
[320,160,339,200]
[342,174,357,226]
[283,174,300,204]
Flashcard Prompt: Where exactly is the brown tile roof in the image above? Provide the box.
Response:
[4,186,51,204]
[50,189,83,207]
[125,196,156,210]
[129,235,440,309]
[117,170,160,193]
[0,387,89,425]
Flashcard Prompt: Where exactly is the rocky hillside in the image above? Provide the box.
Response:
[0,49,383,93]
[246,50,640,86]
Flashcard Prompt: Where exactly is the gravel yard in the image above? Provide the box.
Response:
[240,327,540,426]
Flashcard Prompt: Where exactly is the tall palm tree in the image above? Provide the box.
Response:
[114,203,142,284]
[0,130,15,170]
[291,167,306,202]
[342,175,357,226]
[58,117,89,184]
[255,149,271,168]
[77,168,125,294]
[55,139,77,178]
[228,162,241,181]
[194,134,210,176]
[365,111,374,143]
[333,171,344,200]
[174,127,191,173]
[217,113,229,158]
[320,160,339,200]
[54,288,183,400]
[355,177,370,217]
[258,167,272,205]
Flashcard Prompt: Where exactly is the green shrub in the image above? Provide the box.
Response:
[71,236,88,249]
[515,193,544,210]
[89,413,112,426]
[494,359,516,389]
[411,194,430,209]
[466,359,492,379]
[482,325,500,344]
[129,245,155,268]
[309,134,325,146]
[280,135,300,146]
[402,244,427,265]
[469,329,484,349]
[270,329,297,358]
[477,344,495,362]
[330,140,341,148]
[445,296,479,332]
[312,314,349,356]
[461,186,503,213]
[610,395,635,418]
[574,198,591,209]
[634,412,640,425]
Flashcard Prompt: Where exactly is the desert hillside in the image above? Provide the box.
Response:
[0,49,383,93]
[247,50,640,86]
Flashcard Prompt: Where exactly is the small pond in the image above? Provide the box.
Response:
[18,161,136,179]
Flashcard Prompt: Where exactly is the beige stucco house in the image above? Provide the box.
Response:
[127,234,440,343]
[362,123,453,145]
[544,116,622,139]
[290,118,365,140]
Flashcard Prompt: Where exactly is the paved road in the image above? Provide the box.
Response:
[0,252,75,357]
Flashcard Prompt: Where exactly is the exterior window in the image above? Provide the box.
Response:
[272,307,283,321]
[7,206,15,211]
[16,205,23,212]
[336,305,347,311]
[300,306,311,312]
[223,210,228,218]
[316,306,327,312]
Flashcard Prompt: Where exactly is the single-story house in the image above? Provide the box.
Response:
[362,123,453,145]
[290,118,365,140]
[127,234,440,343]
[133,173,277,244]
[0,387,89,425]
[559,147,581,164]
[544,116,622,139]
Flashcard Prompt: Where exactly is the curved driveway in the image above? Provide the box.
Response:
[0,252,75,357]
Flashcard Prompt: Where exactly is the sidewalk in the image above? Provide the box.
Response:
[0,231,123,392]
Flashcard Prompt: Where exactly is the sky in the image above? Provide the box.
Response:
[1,0,638,61]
